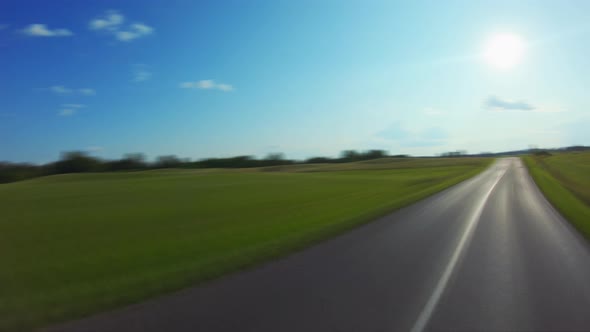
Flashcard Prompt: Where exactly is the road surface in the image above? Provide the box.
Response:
[46,158,590,332]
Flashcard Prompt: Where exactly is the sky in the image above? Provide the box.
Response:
[1,0,590,163]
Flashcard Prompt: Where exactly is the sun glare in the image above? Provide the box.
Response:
[483,33,525,69]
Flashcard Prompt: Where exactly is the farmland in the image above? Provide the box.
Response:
[0,157,490,331]
[524,152,590,239]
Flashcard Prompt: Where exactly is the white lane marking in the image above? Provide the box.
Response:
[410,167,508,332]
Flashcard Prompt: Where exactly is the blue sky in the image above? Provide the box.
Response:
[1,0,590,163]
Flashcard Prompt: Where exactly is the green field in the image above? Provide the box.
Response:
[524,152,590,239]
[0,157,490,331]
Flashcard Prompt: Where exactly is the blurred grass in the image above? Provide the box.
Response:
[0,157,490,331]
[523,152,590,239]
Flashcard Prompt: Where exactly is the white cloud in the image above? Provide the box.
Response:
[131,23,153,34]
[216,83,234,92]
[48,86,95,96]
[180,80,234,92]
[50,85,73,94]
[197,80,215,89]
[90,11,153,42]
[117,23,153,41]
[22,24,73,37]
[114,31,133,41]
[132,65,152,82]
[89,10,124,30]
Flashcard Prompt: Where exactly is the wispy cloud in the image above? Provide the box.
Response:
[0,24,9,31]
[89,11,153,42]
[58,109,76,116]
[180,80,234,92]
[78,88,96,96]
[484,95,566,113]
[58,103,86,116]
[484,95,535,111]
[132,64,152,82]
[49,86,95,96]
[50,85,72,94]
[22,24,73,37]
[215,83,234,92]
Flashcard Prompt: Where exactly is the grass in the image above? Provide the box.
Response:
[0,157,490,331]
[523,152,590,239]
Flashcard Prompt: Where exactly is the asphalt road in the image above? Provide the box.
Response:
[46,158,590,332]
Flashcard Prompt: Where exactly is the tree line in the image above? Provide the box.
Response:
[0,149,402,183]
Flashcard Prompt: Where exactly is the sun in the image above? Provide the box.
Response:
[483,33,525,69]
